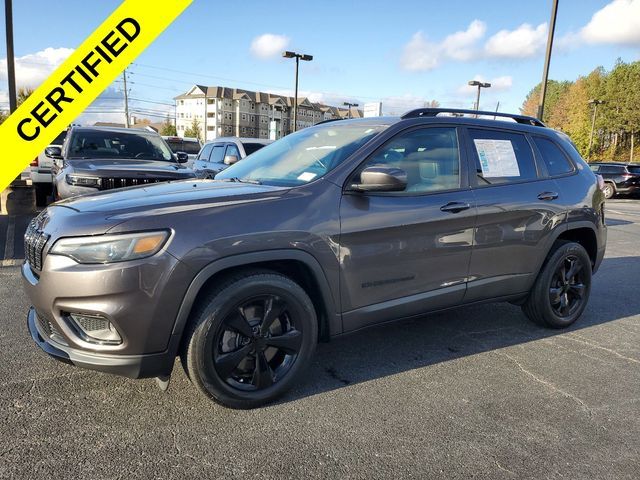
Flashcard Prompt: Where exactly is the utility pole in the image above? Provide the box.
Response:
[587,99,604,160]
[468,80,491,116]
[283,51,313,133]
[122,69,130,128]
[5,0,16,113]
[537,0,559,121]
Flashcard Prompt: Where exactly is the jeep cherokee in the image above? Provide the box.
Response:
[23,108,606,409]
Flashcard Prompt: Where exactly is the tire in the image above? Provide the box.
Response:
[602,183,615,199]
[181,271,318,409]
[34,184,50,207]
[522,241,592,329]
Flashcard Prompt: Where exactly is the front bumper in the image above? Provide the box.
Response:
[27,307,175,378]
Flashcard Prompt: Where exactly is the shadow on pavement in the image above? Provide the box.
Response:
[284,255,640,403]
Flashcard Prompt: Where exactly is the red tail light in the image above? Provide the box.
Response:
[596,174,605,191]
[30,156,38,167]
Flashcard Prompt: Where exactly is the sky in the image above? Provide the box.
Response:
[0,0,638,125]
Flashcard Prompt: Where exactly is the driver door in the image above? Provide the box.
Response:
[339,126,477,332]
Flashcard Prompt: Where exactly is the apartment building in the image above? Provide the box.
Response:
[174,85,362,141]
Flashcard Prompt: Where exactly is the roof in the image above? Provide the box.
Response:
[72,126,161,136]
[204,137,274,146]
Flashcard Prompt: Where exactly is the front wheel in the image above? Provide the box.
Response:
[522,241,592,329]
[181,272,318,409]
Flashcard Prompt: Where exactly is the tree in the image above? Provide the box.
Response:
[160,115,177,136]
[520,80,570,123]
[423,99,440,108]
[184,117,202,141]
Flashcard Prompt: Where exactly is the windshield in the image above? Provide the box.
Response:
[68,130,175,161]
[216,124,385,186]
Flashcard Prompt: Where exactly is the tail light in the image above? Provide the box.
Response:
[30,156,39,167]
[596,174,605,191]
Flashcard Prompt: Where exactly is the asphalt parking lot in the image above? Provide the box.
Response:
[0,194,638,479]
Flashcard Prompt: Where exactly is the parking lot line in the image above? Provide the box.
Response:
[4,215,15,260]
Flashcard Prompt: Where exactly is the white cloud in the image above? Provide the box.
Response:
[0,47,74,88]
[400,21,486,71]
[250,33,290,59]
[442,20,487,61]
[484,23,547,58]
[580,0,640,45]
[457,75,513,95]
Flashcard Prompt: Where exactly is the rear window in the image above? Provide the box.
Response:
[532,136,574,176]
[599,165,625,174]
[182,140,201,155]
[468,128,538,185]
[243,142,268,156]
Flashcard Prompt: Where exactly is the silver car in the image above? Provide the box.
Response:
[193,137,272,178]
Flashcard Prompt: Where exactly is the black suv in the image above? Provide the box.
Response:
[48,127,196,200]
[589,162,640,198]
[23,109,606,409]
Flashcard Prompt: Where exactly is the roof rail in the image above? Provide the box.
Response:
[401,108,545,127]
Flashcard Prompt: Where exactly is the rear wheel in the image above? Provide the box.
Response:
[181,271,317,409]
[602,182,615,199]
[522,241,592,329]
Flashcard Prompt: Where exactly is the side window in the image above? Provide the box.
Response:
[210,144,226,163]
[589,164,600,173]
[359,127,460,194]
[225,144,241,159]
[468,129,537,185]
[599,165,623,174]
[197,143,213,161]
[532,136,574,176]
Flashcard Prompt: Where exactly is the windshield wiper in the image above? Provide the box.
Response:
[221,177,262,185]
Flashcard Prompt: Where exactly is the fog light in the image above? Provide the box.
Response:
[68,313,122,345]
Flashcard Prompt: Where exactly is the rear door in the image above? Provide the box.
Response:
[464,127,567,302]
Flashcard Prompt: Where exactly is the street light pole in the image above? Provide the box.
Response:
[283,51,313,133]
[468,81,491,115]
[343,102,359,119]
[5,0,16,113]
[537,0,559,121]
[587,99,604,160]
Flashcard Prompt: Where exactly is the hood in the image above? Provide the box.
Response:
[68,158,194,178]
[55,179,289,219]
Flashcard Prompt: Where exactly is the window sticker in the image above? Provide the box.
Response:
[473,139,520,177]
[297,172,317,182]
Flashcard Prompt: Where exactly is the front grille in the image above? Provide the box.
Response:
[36,312,68,346]
[99,177,163,190]
[24,218,50,271]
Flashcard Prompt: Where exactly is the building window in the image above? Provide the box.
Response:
[179,100,184,105]
[207,126,214,131]
[242,114,247,121]
[207,98,214,104]
[207,112,214,118]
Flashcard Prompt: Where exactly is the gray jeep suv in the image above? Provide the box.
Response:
[23,108,606,409]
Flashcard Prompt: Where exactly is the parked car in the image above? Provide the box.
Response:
[588,162,640,198]
[193,137,272,178]
[161,135,201,168]
[23,108,606,409]
[48,127,196,200]
[30,130,68,206]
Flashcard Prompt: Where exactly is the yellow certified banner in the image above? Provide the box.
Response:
[0,0,192,192]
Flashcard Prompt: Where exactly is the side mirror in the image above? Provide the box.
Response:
[176,151,189,163]
[351,166,407,192]
[45,146,62,159]
[224,154,239,166]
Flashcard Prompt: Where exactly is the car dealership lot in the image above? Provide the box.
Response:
[0,199,638,479]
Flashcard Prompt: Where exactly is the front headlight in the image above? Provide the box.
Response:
[66,174,101,188]
[50,231,170,264]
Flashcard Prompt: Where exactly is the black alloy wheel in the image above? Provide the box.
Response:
[212,295,303,390]
[181,271,317,409]
[548,254,587,318]
[522,241,592,329]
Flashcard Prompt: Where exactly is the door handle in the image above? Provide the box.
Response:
[537,191,558,201]
[440,202,471,213]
